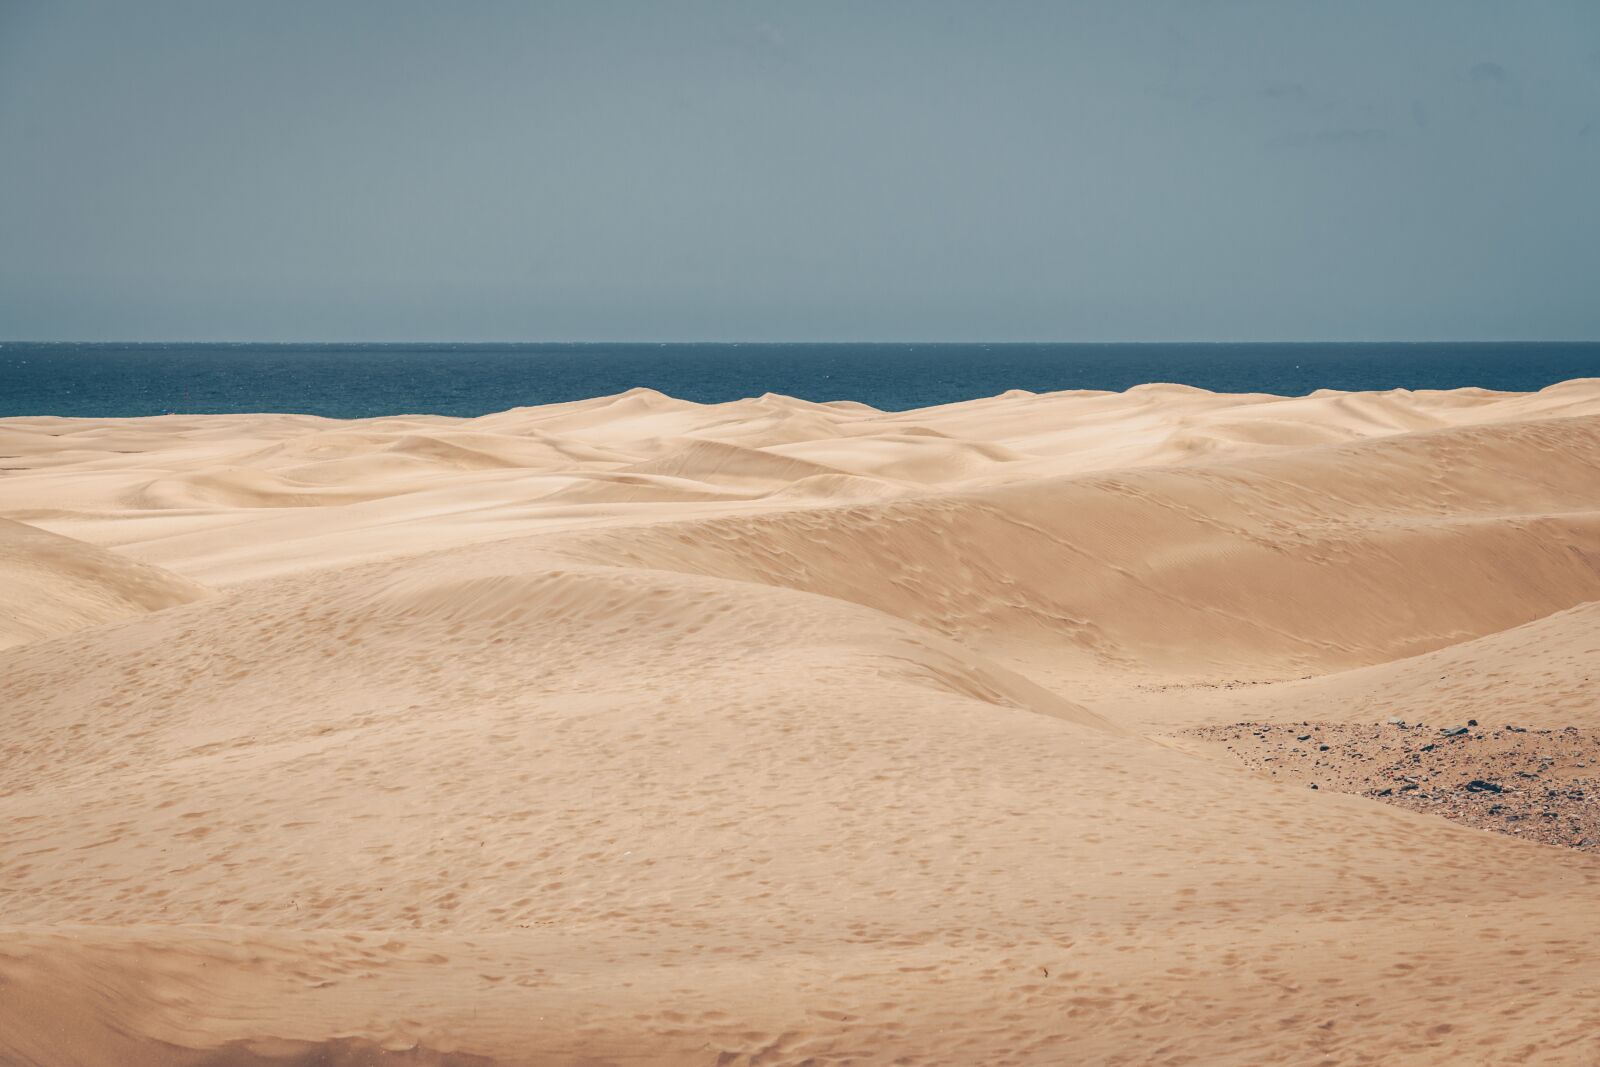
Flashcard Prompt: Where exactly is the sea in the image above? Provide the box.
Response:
[2,342,1598,419]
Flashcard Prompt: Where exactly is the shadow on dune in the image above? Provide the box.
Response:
[179,1038,496,1067]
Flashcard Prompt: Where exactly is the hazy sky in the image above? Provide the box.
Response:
[2,1,1597,341]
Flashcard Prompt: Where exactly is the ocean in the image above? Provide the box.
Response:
[2,342,1598,419]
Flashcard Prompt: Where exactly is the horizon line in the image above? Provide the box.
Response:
[5,339,1600,347]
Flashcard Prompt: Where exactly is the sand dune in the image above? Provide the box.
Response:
[619,437,857,490]
[1209,599,1600,731]
[0,517,209,648]
[533,414,1600,681]
[1,381,1598,1065]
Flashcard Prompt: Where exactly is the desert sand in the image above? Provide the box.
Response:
[2,381,1598,1065]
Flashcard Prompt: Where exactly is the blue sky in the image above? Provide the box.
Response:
[2,0,1597,341]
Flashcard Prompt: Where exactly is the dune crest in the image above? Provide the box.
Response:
[0,517,209,648]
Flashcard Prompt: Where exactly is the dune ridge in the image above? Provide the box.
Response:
[1,380,1598,1065]
[0,517,209,648]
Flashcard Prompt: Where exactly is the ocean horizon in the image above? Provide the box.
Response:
[3,340,1599,419]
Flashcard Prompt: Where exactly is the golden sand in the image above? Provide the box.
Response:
[3,381,1599,1065]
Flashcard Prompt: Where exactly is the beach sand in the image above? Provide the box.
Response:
[2,381,1598,1065]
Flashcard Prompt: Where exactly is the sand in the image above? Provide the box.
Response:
[1,381,1598,1065]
